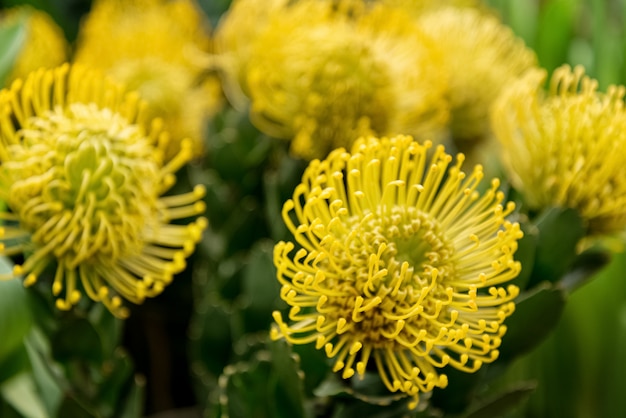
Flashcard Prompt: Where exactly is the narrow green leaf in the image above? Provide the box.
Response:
[0,373,49,418]
[0,257,33,362]
[117,376,146,418]
[560,248,611,293]
[464,381,537,418]
[241,240,281,333]
[498,283,567,361]
[0,345,31,385]
[51,318,104,365]
[23,328,64,417]
[527,207,584,288]
[0,11,27,86]
[535,0,580,73]
[269,340,306,418]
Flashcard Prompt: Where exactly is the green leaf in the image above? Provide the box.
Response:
[50,318,104,365]
[24,328,64,417]
[0,345,31,385]
[241,240,281,333]
[0,373,50,418]
[498,283,567,361]
[95,349,134,417]
[535,0,580,73]
[117,376,145,418]
[0,257,33,362]
[527,207,585,288]
[269,340,306,418]
[217,343,306,418]
[560,248,612,293]
[0,11,27,87]
[464,381,537,418]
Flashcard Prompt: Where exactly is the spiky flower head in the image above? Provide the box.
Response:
[271,135,522,407]
[217,0,448,161]
[0,6,68,85]
[0,64,207,318]
[74,0,221,159]
[417,7,537,145]
[492,65,626,235]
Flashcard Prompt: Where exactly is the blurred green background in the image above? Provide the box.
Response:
[1,0,625,417]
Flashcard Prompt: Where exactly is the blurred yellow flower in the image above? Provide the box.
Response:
[0,64,207,318]
[0,6,68,85]
[74,0,221,159]
[216,0,449,161]
[417,7,537,145]
[272,135,522,407]
[492,65,626,235]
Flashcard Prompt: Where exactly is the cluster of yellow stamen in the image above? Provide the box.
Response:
[271,135,522,408]
[0,64,207,317]
[492,65,626,235]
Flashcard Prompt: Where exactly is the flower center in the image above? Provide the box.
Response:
[323,206,454,349]
[3,103,160,269]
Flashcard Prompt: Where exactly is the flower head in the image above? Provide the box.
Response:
[0,6,68,85]
[217,0,448,160]
[492,65,626,235]
[74,0,221,159]
[0,64,207,318]
[271,135,522,407]
[417,7,537,144]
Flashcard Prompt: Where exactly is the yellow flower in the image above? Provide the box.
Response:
[417,7,537,145]
[0,64,207,318]
[0,6,68,85]
[74,0,221,159]
[271,135,522,407]
[217,0,449,161]
[492,65,626,235]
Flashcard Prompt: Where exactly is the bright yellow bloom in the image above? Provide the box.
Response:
[492,65,626,235]
[0,64,207,318]
[1,6,68,85]
[216,0,449,160]
[272,135,522,407]
[417,7,537,144]
[74,0,221,159]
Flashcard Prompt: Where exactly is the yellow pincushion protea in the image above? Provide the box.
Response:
[74,0,221,159]
[272,135,522,407]
[0,6,68,85]
[492,65,626,235]
[0,64,207,318]
[240,1,448,160]
[417,7,537,144]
